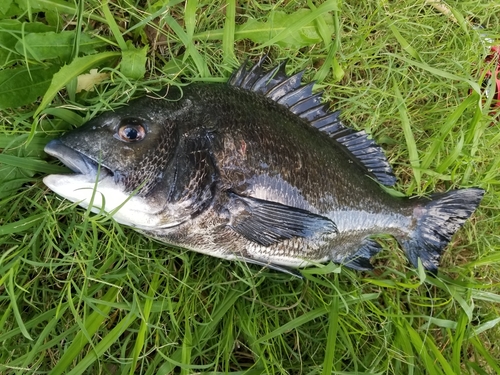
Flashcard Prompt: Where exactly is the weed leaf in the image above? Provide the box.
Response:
[0,64,60,109]
[237,9,335,48]
[194,8,336,49]
[121,43,148,80]
[0,20,54,65]
[15,31,105,61]
[0,0,14,15]
[34,51,120,117]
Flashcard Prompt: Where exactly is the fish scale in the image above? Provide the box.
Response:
[43,58,484,276]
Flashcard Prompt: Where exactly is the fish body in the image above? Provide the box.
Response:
[44,60,484,274]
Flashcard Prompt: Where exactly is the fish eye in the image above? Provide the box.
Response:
[117,120,146,142]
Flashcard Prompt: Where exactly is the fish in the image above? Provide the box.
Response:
[43,58,485,275]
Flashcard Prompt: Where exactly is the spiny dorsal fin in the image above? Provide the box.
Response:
[228,58,396,186]
[229,58,289,94]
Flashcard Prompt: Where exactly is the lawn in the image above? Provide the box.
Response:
[1,0,499,374]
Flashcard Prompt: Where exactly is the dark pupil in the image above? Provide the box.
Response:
[124,127,138,140]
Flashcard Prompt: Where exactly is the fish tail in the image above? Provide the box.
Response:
[399,188,484,273]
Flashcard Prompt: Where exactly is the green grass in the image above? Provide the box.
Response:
[1,0,500,373]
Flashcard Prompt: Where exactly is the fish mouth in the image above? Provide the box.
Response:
[44,139,112,180]
[44,139,185,231]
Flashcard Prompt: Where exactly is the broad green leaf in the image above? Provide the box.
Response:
[120,42,148,80]
[0,19,54,33]
[195,7,336,49]
[0,20,54,66]
[307,0,333,48]
[34,51,120,117]
[469,317,500,338]
[184,0,197,40]
[0,64,60,110]
[236,9,335,48]
[0,0,22,19]
[25,0,107,23]
[257,1,337,48]
[0,0,13,15]
[0,134,52,152]
[301,261,341,275]
[313,9,342,83]
[15,31,105,61]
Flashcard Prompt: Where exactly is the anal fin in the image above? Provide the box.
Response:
[342,238,383,271]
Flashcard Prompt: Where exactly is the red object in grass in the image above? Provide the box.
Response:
[484,45,500,108]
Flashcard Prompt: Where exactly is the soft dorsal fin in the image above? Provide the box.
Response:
[228,58,396,186]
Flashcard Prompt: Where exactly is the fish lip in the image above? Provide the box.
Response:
[44,139,112,179]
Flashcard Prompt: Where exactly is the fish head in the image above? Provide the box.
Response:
[43,95,191,230]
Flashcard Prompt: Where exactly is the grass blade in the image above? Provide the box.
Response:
[49,285,121,375]
[66,311,136,375]
[322,277,340,374]
[156,287,243,374]
[420,94,477,172]
[0,214,45,235]
[19,301,69,370]
[101,0,127,50]
[6,263,33,340]
[128,272,160,375]
[389,24,421,60]
[254,307,328,344]
[222,0,236,64]
[0,154,68,174]
[468,335,500,373]
[393,78,421,192]
[404,321,443,375]
[163,14,209,77]
[388,53,481,94]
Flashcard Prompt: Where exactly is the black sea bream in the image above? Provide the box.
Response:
[43,59,484,275]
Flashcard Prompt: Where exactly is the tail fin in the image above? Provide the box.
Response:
[399,188,484,273]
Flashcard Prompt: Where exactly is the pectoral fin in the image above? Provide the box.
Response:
[225,191,338,246]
